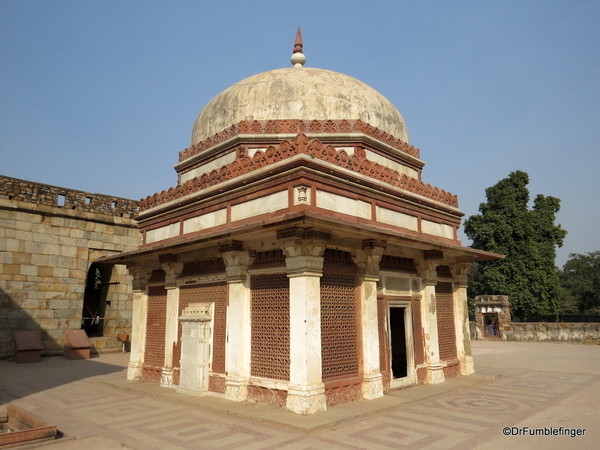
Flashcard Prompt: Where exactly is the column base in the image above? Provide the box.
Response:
[427,364,445,384]
[362,374,384,399]
[460,356,475,376]
[225,377,249,402]
[127,362,142,381]
[160,368,174,388]
[286,384,327,415]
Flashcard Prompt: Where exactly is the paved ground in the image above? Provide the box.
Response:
[1,340,598,449]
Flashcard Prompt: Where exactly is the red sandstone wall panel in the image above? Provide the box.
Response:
[436,281,457,361]
[250,274,290,381]
[321,250,360,382]
[142,285,167,381]
[377,296,391,390]
[412,299,424,366]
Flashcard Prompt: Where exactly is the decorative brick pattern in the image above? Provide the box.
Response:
[377,296,391,390]
[321,253,359,381]
[142,286,167,381]
[141,133,457,211]
[250,274,290,381]
[412,300,424,366]
[436,282,457,361]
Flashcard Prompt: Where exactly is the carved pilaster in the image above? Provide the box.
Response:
[220,244,254,401]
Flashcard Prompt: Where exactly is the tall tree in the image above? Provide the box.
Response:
[559,251,600,314]
[464,171,567,319]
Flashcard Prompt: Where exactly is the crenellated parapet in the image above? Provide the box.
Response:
[0,175,139,218]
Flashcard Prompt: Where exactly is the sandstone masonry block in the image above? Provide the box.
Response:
[39,318,59,330]
[12,252,31,264]
[20,265,38,276]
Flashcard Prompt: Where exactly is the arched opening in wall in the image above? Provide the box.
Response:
[81,263,109,337]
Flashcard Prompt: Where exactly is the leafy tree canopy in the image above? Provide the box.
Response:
[559,251,600,314]
[464,171,567,319]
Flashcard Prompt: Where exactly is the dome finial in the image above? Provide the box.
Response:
[291,27,306,67]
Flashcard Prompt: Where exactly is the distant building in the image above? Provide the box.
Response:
[101,32,500,414]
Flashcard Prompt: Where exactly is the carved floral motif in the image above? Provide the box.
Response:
[179,119,420,162]
[141,134,458,212]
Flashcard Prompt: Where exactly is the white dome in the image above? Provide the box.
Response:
[191,67,409,145]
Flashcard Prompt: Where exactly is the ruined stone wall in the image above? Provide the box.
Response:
[0,175,141,357]
[470,321,600,345]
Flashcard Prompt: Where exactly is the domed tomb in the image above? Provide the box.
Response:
[190,67,410,146]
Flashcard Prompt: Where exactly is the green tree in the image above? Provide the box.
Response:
[464,171,567,319]
[559,251,600,314]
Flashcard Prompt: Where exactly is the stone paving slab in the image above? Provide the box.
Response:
[0,341,598,449]
[102,371,500,433]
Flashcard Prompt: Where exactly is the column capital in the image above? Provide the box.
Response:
[452,258,473,288]
[352,241,385,280]
[220,249,255,283]
[125,263,153,292]
[417,259,439,286]
[279,228,328,277]
[159,255,184,288]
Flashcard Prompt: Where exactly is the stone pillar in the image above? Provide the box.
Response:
[159,255,183,387]
[125,264,152,381]
[353,240,385,399]
[452,260,474,375]
[281,233,327,415]
[419,251,445,384]
[220,242,254,402]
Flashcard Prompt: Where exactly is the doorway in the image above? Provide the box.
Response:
[390,307,407,378]
[81,263,108,336]
[388,301,415,388]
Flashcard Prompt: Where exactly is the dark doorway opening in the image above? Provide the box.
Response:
[390,307,408,378]
[81,263,108,336]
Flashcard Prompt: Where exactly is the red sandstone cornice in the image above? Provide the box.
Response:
[179,119,420,162]
[141,133,456,212]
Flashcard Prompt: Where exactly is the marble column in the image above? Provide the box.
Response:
[221,244,254,402]
[125,264,152,381]
[353,240,385,399]
[159,257,183,387]
[282,237,327,415]
[419,253,445,384]
[452,260,475,375]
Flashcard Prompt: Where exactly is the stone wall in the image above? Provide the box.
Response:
[470,321,600,345]
[0,175,141,357]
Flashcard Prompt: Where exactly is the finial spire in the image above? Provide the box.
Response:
[291,27,306,67]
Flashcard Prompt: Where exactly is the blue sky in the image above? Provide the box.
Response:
[1,1,598,266]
